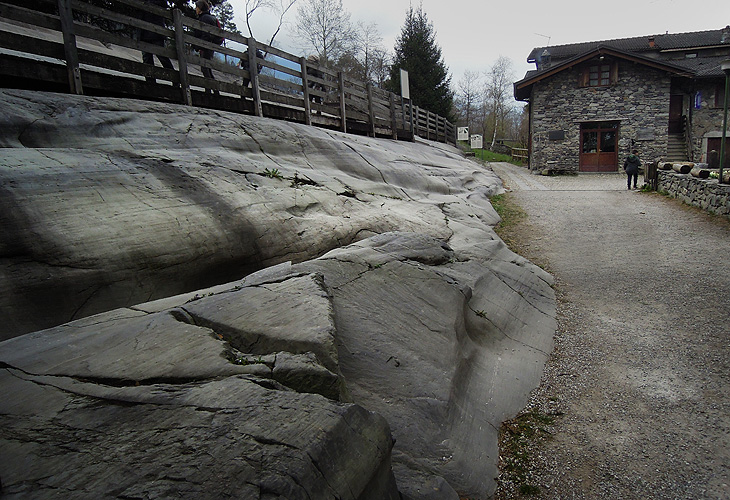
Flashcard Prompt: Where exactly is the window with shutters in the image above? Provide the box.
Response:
[579,60,618,88]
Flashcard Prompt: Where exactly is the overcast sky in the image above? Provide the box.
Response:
[228,0,729,88]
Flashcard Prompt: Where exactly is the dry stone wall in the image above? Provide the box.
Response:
[658,171,730,216]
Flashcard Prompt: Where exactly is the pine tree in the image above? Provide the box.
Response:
[388,4,453,120]
[211,1,240,34]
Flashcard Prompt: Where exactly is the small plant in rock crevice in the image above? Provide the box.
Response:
[234,355,267,366]
[263,167,283,179]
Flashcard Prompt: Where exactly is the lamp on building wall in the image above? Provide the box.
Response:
[719,58,730,184]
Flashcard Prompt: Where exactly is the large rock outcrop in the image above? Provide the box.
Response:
[1,89,497,338]
[0,89,556,498]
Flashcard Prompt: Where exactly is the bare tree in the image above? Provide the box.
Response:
[353,21,388,85]
[242,0,296,49]
[294,0,353,65]
[484,56,515,149]
[455,70,482,134]
[370,48,390,87]
[242,0,272,37]
[265,0,297,48]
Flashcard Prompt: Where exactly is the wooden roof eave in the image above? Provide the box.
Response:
[514,46,695,101]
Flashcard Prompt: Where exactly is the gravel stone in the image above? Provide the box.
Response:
[490,163,730,500]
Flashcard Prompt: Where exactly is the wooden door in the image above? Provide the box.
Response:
[669,95,684,133]
[707,137,730,168]
[580,122,618,172]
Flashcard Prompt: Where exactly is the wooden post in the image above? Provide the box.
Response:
[248,38,263,117]
[366,83,375,137]
[300,57,312,126]
[411,105,417,141]
[401,98,407,132]
[389,92,398,140]
[172,9,192,105]
[57,0,83,94]
[338,71,347,133]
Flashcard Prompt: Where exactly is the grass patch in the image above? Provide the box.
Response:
[490,192,551,273]
[476,149,523,165]
[498,410,556,497]
[491,193,527,241]
[460,141,526,166]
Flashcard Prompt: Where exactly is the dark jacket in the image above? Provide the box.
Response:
[195,12,219,44]
[624,154,641,173]
[140,0,169,42]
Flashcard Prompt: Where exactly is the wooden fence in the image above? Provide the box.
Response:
[510,147,528,163]
[0,0,455,145]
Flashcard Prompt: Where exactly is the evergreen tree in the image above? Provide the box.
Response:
[388,4,453,120]
[212,1,240,34]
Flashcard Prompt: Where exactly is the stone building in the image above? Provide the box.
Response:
[514,26,730,173]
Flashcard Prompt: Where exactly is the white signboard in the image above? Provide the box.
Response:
[470,134,483,150]
[400,69,410,100]
[457,127,469,141]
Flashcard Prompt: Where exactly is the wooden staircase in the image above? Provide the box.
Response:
[667,133,688,162]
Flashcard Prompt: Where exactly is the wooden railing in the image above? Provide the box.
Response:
[510,147,528,163]
[0,0,455,145]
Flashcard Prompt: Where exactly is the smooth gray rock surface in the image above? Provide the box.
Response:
[0,270,399,499]
[0,89,501,338]
[294,232,555,499]
[0,89,556,498]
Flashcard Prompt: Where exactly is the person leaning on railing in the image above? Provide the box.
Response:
[139,0,174,82]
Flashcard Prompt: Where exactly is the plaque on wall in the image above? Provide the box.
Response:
[637,128,654,140]
[548,130,565,140]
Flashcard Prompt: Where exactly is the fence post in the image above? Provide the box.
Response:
[401,98,407,131]
[247,39,263,117]
[57,0,83,94]
[366,83,376,137]
[427,111,433,141]
[389,93,398,139]
[172,9,192,105]
[338,71,347,133]
[300,57,312,126]
[411,105,418,141]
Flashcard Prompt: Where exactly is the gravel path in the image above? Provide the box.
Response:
[489,162,730,500]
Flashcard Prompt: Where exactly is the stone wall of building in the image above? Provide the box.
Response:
[657,170,730,216]
[689,79,727,163]
[530,62,671,172]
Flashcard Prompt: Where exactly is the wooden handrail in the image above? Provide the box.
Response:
[0,0,455,145]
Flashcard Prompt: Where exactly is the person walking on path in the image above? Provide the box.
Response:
[623,149,641,189]
[139,0,174,82]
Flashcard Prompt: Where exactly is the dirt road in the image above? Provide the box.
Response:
[490,163,730,499]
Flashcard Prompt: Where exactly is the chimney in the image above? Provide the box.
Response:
[648,36,655,48]
[539,48,552,70]
[722,25,730,44]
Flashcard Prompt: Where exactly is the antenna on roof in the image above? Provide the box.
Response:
[535,33,551,46]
